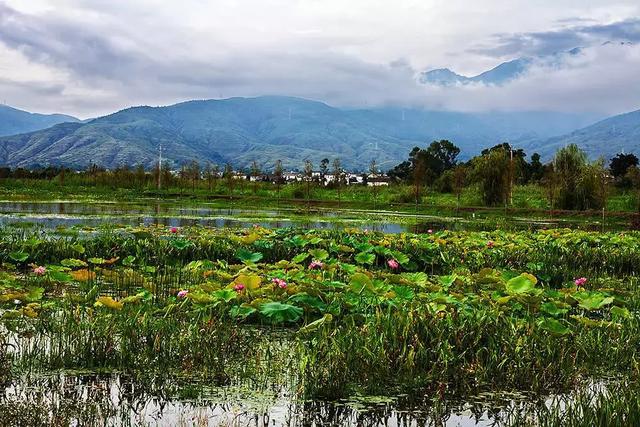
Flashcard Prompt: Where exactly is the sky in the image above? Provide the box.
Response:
[0,0,639,118]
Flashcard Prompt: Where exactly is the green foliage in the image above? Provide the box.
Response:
[259,302,303,323]
[0,224,639,415]
[471,146,511,206]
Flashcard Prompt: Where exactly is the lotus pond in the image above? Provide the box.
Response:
[1,225,640,426]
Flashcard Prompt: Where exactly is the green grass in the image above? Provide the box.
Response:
[2,177,639,216]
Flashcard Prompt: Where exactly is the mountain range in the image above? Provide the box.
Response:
[0,96,605,171]
[523,109,640,160]
[0,104,79,137]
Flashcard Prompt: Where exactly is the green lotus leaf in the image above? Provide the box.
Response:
[259,302,303,323]
[538,318,571,335]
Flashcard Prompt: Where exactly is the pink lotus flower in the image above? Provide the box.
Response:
[33,266,46,276]
[574,277,587,287]
[170,227,178,233]
[486,240,495,248]
[387,259,399,269]
[272,278,287,289]
[177,290,188,298]
[233,283,245,291]
[427,229,433,234]
[309,260,324,270]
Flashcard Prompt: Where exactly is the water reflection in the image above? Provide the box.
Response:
[0,201,628,234]
[0,372,567,426]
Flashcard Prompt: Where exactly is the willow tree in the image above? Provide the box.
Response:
[471,146,510,207]
[554,144,587,210]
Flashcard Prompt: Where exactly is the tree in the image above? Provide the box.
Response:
[542,164,559,215]
[625,166,640,213]
[178,164,188,193]
[186,160,200,191]
[369,159,379,209]
[576,159,609,211]
[610,153,638,188]
[250,160,261,195]
[332,158,342,205]
[134,164,146,189]
[528,153,545,183]
[388,140,460,187]
[452,165,467,210]
[59,167,66,187]
[554,144,588,210]
[368,159,378,177]
[223,163,234,198]
[472,146,510,206]
[610,153,638,178]
[387,160,412,182]
[425,140,460,175]
[411,148,427,206]
[274,159,284,204]
[160,162,173,189]
[204,162,217,191]
[88,163,100,186]
[304,160,313,203]
[319,158,329,184]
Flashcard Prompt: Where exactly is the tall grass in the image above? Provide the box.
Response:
[297,306,640,399]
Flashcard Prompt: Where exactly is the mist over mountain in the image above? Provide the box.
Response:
[0,96,602,171]
[419,47,589,86]
[0,104,79,137]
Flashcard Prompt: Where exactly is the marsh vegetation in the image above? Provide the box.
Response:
[0,224,639,425]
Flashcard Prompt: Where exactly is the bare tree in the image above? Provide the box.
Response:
[304,160,314,205]
[274,159,284,205]
[543,164,559,218]
[204,162,214,192]
[223,163,234,199]
[332,158,342,207]
[187,160,200,192]
[369,159,379,210]
[250,160,261,195]
[452,165,467,212]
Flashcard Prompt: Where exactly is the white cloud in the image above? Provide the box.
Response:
[418,43,640,115]
[0,0,638,117]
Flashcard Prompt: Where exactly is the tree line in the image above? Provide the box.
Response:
[2,140,640,212]
[388,140,640,211]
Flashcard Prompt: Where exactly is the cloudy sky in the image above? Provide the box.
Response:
[0,0,639,118]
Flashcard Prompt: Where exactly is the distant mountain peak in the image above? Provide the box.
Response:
[420,56,534,87]
[417,68,468,86]
[420,43,623,87]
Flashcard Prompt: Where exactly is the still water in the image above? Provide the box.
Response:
[0,371,587,426]
[0,200,619,233]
